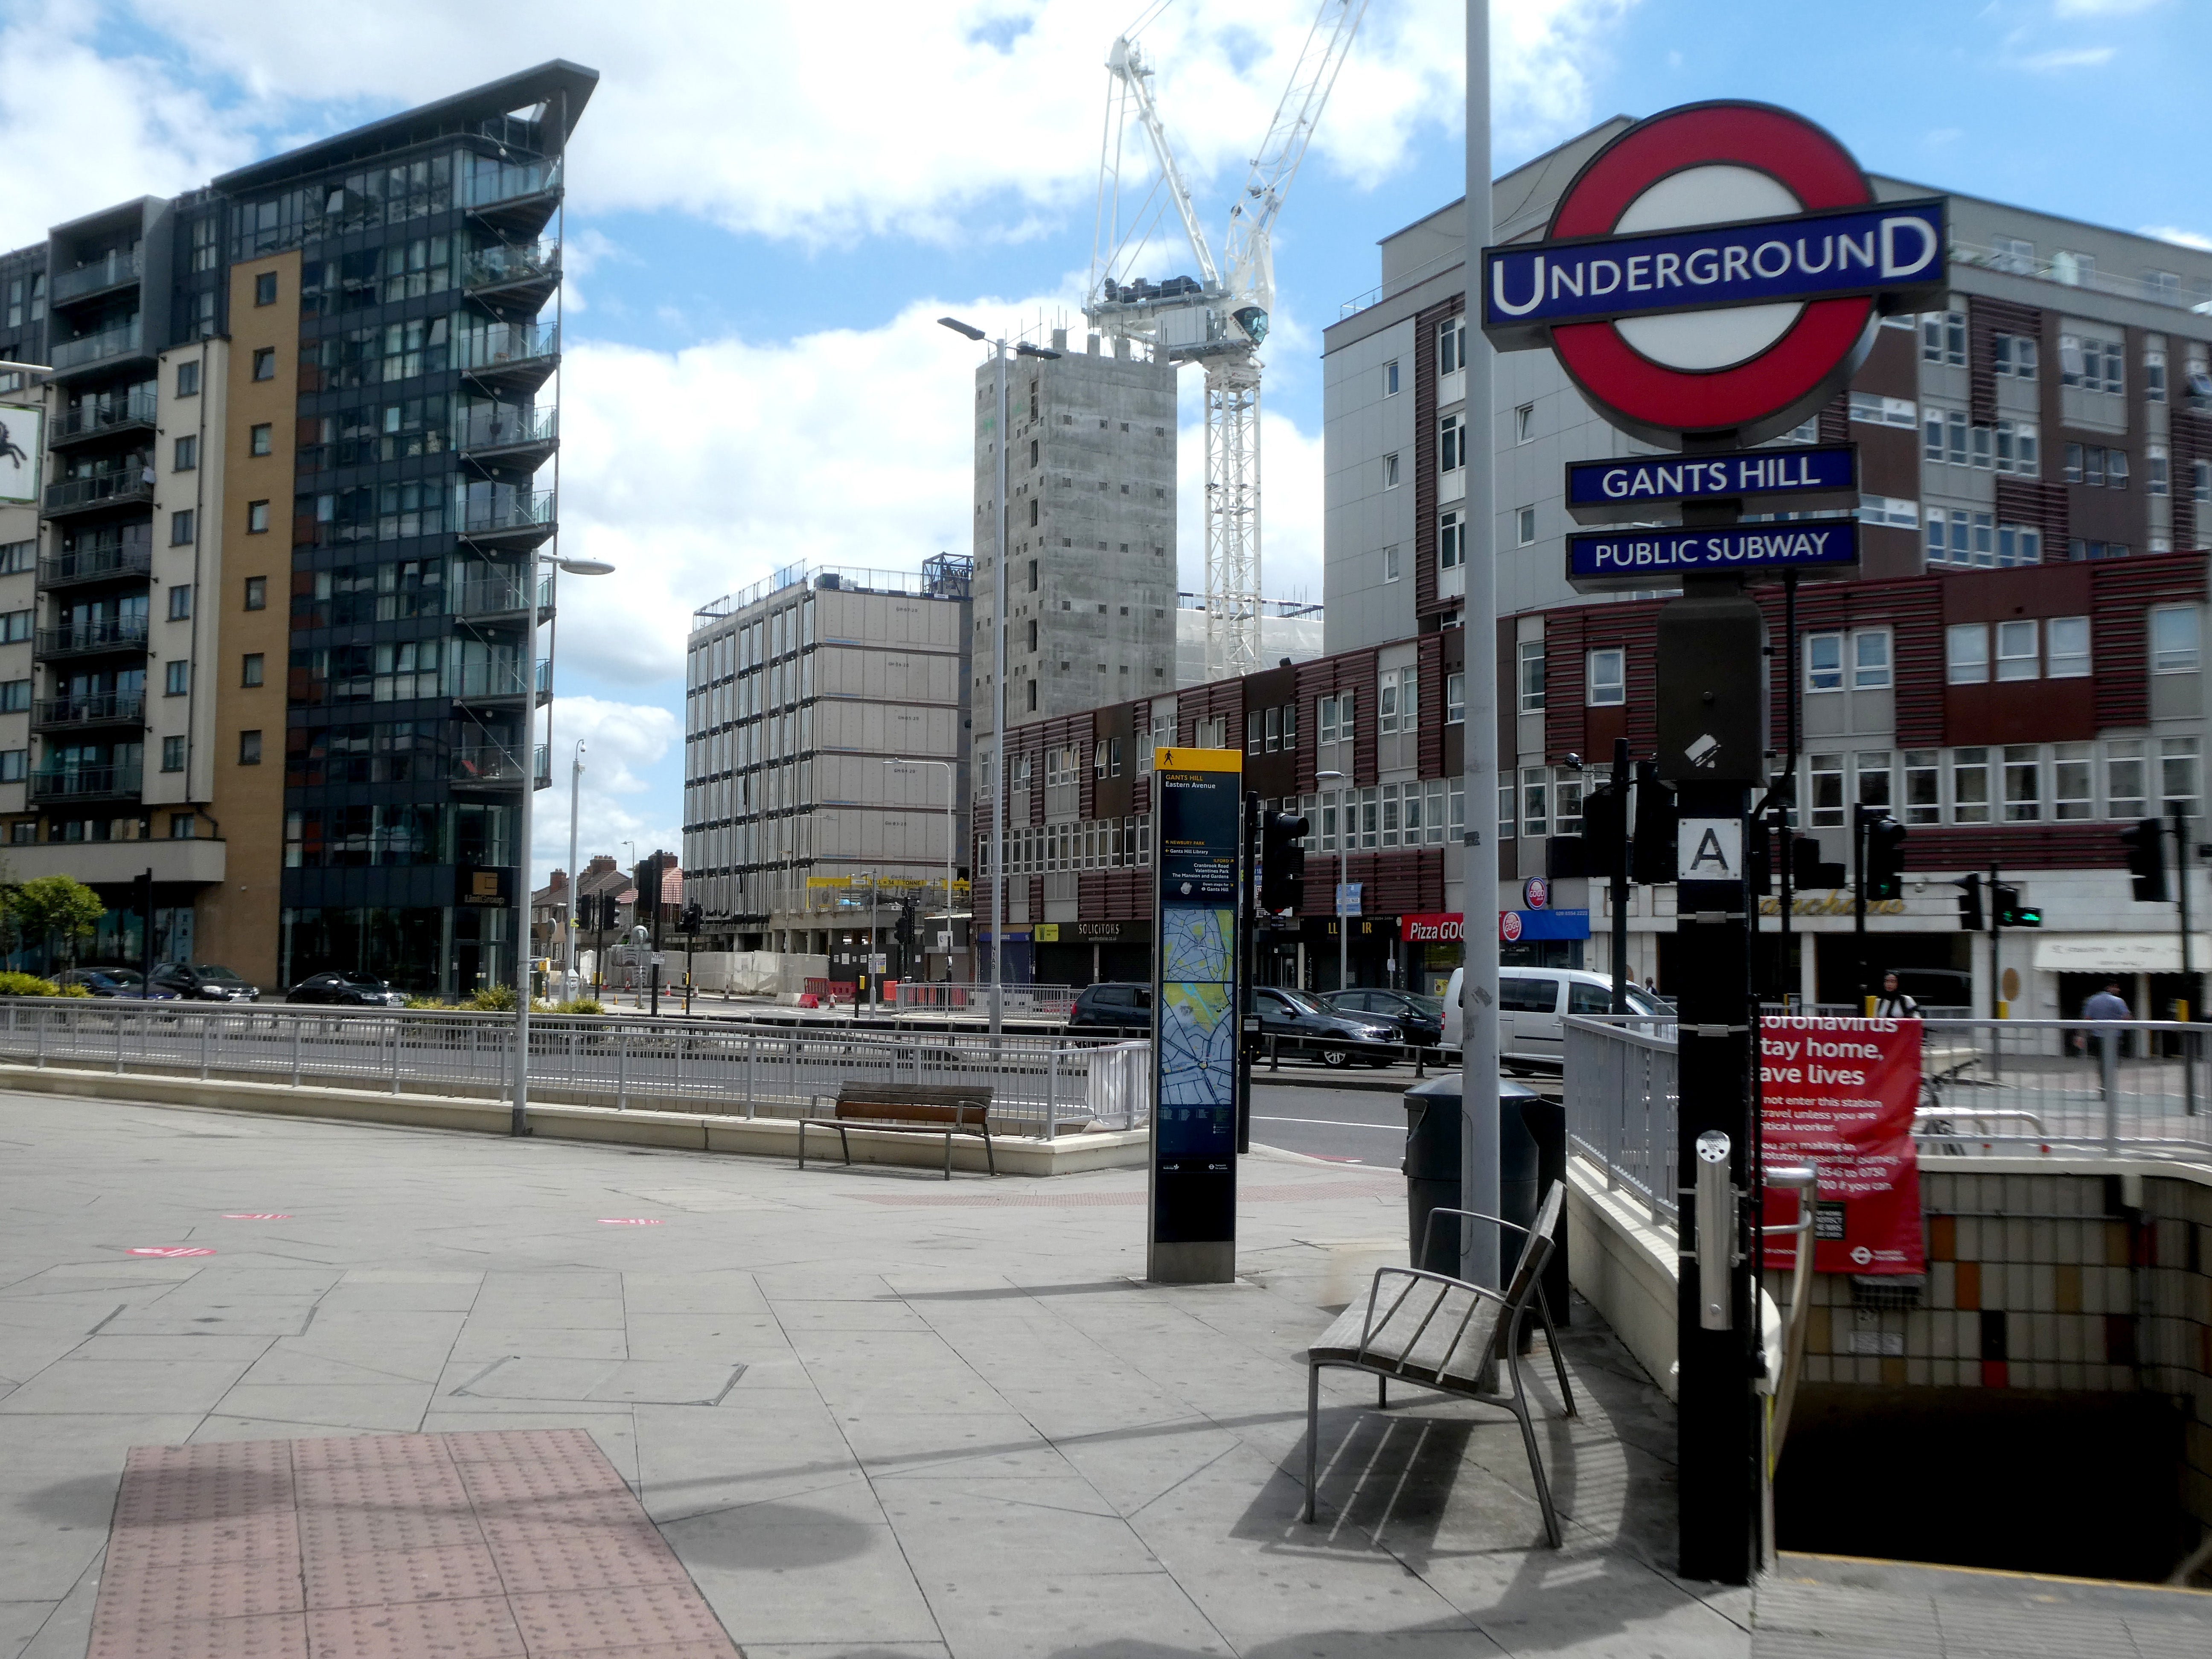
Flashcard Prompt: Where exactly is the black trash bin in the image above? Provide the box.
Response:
[1401,1075,1569,1327]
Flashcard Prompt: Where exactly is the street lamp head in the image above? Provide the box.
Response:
[556,556,615,576]
[1316,768,1346,781]
[937,316,986,341]
[1014,342,1062,359]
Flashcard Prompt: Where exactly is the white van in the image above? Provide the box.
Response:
[1441,966,1670,1071]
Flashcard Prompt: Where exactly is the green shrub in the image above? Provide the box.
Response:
[0,972,59,997]
[555,998,603,1016]
[56,984,91,998]
[461,985,517,1012]
[402,995,450,1010]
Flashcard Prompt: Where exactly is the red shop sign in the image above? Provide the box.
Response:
[1399,912,1465,944]
[1759,1016,1924,1275]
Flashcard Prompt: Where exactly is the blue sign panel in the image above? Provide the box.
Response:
[1482,198,1946,348]
[1504,908,1590,942]
[1566,519,1859,590]
[1566,445,1857,525]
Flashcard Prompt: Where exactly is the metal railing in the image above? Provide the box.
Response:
[893,982,1079,1020]
[35,615,149,656]
[34,691,144,729]
[43,472,153,514]
[463,156,562,210]
[1950,238,2212,310]
[463,242,560,290]
[0,999,1150,1137]
[55,389,157,439]
[49,317,144,371]
[39,541,151,585]
[456,320,559,373]
[52,250,141,305]
[30,762,143,801]
[449,743,530,786]
[455,402,556,451]
[457,485,555,535]
[1563,1015,1681,1227]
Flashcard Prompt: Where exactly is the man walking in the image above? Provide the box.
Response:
[2083,980,2131,1099]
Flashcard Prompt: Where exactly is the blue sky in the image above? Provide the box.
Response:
[4,0,2206,880]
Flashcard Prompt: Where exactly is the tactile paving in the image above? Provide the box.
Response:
[90,1429,739,1657]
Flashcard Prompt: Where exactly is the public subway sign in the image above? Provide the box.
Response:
[1479,102,1951,446]
[1566,518,1857,590]
[1564,445,1858,525]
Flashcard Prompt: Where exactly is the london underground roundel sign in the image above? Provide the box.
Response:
[1481,102,1948,446]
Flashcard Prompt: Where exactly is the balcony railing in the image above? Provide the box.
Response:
[30,763,143,801]
[463,242,560,291]
[36,616,149,656]
[49,317,145,372]
[535,744,551,787]
[457,486,556,537]
[450,743,529,785]
[55,388,158,441]
[34,691,144,728]
[455,320,559,374]
[1951,237,2212,311]
[38,541,152,586]
[462,156,562,210]
[52,250,142,306]
[456,403,557,451]
[452,571,530,617]
[44,471,153,515]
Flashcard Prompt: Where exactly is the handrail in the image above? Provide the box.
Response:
[1761,1165,1819,1461]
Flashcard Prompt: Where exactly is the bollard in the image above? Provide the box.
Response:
[1269,1033,1280,1072]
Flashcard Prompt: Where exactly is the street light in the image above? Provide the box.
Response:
[937,317,1061,1042]
[1317,770,1348,994]
[881,757,956,988]
[511,549,615,1138]
[565,740,586,995]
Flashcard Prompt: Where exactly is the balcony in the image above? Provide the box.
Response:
[456,483,556,549]
[38,541,152,589]
[451,568,554,620]
[463,241,561,310]
[449,659,553,707]
[30,763,143,803]
[462,156,563,238]
[33,691,145,731]
[44,470,154,520]
[49,317,148,378]
[456,320,559,394]
[52,250,142,309]
[51,388,157,449]
[457,402,558,475]
[35,615,149,659]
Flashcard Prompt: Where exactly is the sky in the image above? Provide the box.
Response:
[2,0,2206,884]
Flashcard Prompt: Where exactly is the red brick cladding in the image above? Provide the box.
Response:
[1544,600,1662,763]
[1968,295,2040,427]
[1752,573,1944,749]
[2089,551,2208,728]
[1904,823,2131,873]
[2174,403,2212,553]
[1307,849,1445,920]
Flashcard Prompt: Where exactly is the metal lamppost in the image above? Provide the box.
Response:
[1316,769,1348,992]
[938,315,1059,1042]
[881,757,956,987]
[510,550,614,1138]
[565,740,585,994]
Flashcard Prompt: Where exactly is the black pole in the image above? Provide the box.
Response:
[1780,572,1799,1009]
[1988,859,2002,1018]
[140,867,154,991]
[649,865,664,1018]
[1610,737,1630,1013]
[2176,807,2197,1115]
[1854,806,1870,1014]
[1237,790,1258,1156]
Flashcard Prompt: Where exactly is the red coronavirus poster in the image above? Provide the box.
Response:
[1758,1016,1924,1275]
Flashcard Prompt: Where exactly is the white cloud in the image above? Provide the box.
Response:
[531,696,680,885]
[2053,0,2163,15]
[2010,44,2119,69]
[2141,223,2212,252]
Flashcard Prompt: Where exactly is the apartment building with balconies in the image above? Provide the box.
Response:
[0,61,594,995]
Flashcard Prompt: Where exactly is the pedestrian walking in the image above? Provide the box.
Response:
[1874,971,1920,1019]
[2081,979,2131,1098]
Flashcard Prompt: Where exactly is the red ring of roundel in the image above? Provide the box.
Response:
[1546,102,1877,436]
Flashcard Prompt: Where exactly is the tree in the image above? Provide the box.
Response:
[9,876,104,974]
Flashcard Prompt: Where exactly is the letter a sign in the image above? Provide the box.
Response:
[1679,818,1743,881]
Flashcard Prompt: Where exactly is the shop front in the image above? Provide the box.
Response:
[1034,920,1152,987]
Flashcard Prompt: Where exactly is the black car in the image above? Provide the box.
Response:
[1322,988,1444,1049]
[1250,985,1401,1069]
[1067,982,1153,1036]
[286,971,406,1007]
[150,963,260,1003]
[56,968,178,1000]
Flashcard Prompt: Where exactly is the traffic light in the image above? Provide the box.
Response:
[1954,873,1984,931]
[1544,835,1589,878]
[894,902,916,948]
[1582,779,1627,874]
[2122,817,2167,902]
[1744,815,1773,896]
[1994,884,2041,928]
[1629,763,1677,885]
[1259,809,1307,914]
[680,902,704,935]
[1862,812,1907,900]
[1791,833,1847,891]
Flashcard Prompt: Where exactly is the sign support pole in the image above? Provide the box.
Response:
[2176,808,2197,1115]
[1609,739,1630,1014]
[1854,806,1871,1015]
[1458,0,1502,1291]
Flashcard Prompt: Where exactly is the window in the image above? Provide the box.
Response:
[1851,629,1892,690]
[2148,445,2169,497]
[2059,333,2124,393]
[1992,333,2038,378]
[242,653,264,688]
[1806,631,1843,692]
[1514,402,1534,442]
[1336,691,1354,738]
[165,660,189,696]
[1438,414,1464,473]
[1991,235,2034,274]
[1809,754,1844,827]
[173,434,196,471]
[0,540,27,575]
[0,680,26,713]
[170,509,195,545]
[1946,623,1988,684]
[161,736,186,773]
[1317,695,1338,745]
[168,584,192,621]
[1995,619,2039,681]
[1585,647,1624,706]
[244,576,266,611]
[1921,310,1965,365]
[253,271,277,306]
[1438,317,1466,375]
[1447,671,1465,725]
[2047,616,2090,678]
[0,751,20,783]
[2163,736,2200,819]
[1849,392,1917,428]
[2053,743,2093,820]
[175,360,199,397]
[1518,640,1545,713]
[1952,747,1991,824]
[1996,524,2041,567]
[1382,545,1400,582]
[1511,505,1535,547]
[1926,506,1994,567]
[252,347,276,381]
[1026,619,1037,653]
[1856,751,1893,810]
[1384,360,1399,396]
[239,730,262,766]
[2053,250,2096,287]
[2003,745,2042,821]
[2068,538,2131,562]
[1521,767,1548,838]
[170,813,196,839]
[2145,350,2167,404]
[2107,739,2147,819]
[1246,710,1261,754]
[1859,494,1918,529]
[1264,707,1281,754]
[250,422,271,457]
[2152,605,2200,673]
[0,611,26,643]
[1438,510,1464,570]
[1995,419,2037,476]
[1903,751,1941,824]
[1383,453,1400,489]
[1027,559,1038,593]
[1378,672,1400,735]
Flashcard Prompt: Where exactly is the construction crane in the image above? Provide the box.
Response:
[1088,0,1366,682]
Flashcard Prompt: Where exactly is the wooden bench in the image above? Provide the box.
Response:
[799,1083,996,1179]
[1302,1182,1575,1544]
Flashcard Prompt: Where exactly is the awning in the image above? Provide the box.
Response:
[2030,934,2212,975]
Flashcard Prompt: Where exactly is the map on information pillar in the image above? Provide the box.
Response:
[1161,908,1234,985]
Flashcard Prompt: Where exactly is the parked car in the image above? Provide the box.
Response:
[1250,985,1401,1069]
[1067,981,1153,1036]
[56,968,178,1000]
[286,971,406,1007]
[1441,966,1670,1071]
[1323,987,1444,1049]
[149,963,260,1003]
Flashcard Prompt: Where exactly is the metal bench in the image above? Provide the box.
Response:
[799,1083,996,1179]
[1302,1182,1575,1545]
